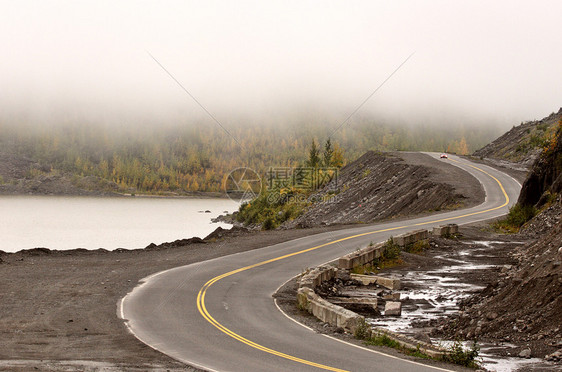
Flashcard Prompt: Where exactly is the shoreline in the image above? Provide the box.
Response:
[0,190,228,199]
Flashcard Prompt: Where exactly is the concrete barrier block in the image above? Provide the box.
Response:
[297,287,314,310]
[384,301,402,316]
[350,274,400,290]
[331,297,378,311]
[350,273,375,285]
[432,226,447,236]
[338,257,352,269]
[433,224,459,237]
[394,229,429,247]
[375,276,401,290]
[393,236,406,247]
[448,224,458,234]
[300,278,314,289]
[339,312,364,333]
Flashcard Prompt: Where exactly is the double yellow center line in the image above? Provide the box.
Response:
[196,159,510,371]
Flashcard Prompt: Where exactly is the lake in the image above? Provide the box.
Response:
[0,196,239,252]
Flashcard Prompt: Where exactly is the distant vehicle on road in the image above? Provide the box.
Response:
[440,153,448,159]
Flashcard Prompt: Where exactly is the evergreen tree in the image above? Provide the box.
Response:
[323,138,334,167]
[307,139,320,168]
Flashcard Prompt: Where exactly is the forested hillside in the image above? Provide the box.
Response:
[0,116,500,195]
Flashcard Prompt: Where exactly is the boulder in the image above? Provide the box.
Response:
[519,348,532,359]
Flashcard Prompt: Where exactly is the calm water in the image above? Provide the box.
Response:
[0,196,239,252]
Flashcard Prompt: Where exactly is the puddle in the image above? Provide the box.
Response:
[365,240,556,371]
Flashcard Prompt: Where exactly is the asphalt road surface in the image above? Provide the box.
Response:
[121,153,521,372]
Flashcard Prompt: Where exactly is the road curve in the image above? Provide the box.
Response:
[121,153,521,372]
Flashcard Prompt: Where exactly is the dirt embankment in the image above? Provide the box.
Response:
[435,199,562,360]
[437,119,562,363]
[473,108,562,171]
[283,151,483,228]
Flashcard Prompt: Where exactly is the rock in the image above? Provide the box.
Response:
[519,348,532,358]
[384,301,402,316]
[413,332,433,345]
[335,270,351,281]
[486,312,498,320]
[500,265,512,273]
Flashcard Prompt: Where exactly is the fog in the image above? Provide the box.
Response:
[1,1,561,129]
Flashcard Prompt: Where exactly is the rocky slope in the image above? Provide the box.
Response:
[0,150,121,196]
[473,108,562,170]
[283,151,483,228]
[440,118,562,361]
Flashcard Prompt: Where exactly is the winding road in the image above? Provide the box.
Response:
[120,153,521,372]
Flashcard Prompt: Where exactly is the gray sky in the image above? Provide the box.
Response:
[1,0,561,127]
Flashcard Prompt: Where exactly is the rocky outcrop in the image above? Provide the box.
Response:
[518,120,562,207]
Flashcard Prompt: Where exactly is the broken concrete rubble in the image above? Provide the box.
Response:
[384,301,402,316]
[350,273,401,290]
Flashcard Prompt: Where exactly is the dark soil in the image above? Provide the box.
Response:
[434,199,562,363]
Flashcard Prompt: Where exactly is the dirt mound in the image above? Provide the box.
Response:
[283,151,482,228]
[144,237,206,249]
[473,108,562,170]
[204,226,250,240]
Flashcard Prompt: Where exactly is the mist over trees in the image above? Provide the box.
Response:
[0,113,502,194]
